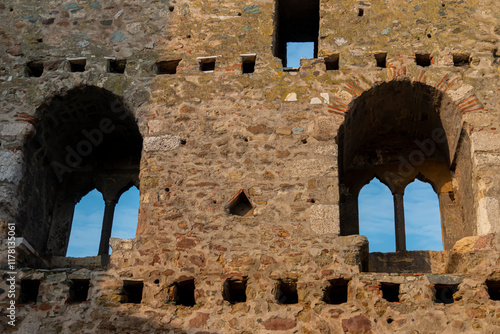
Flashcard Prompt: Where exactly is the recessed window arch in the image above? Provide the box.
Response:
[338,80,475,251]
[19,86,143,260]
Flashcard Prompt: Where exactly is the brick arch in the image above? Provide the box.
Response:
[336,77,477,251]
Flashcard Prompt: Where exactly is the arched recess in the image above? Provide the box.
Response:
[18,86,143,257]
[338,79,475,251]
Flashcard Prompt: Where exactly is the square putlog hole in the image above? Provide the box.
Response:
[223,277,248,304]
[453,53,470,67]
[198,57,216,72]
[486,280,500,300]
[276,278,298,304]
[68,279,90,304]
[157,59,181,75]
[241,54,256,74]
[415,53,432,67]
[121,280,143,304]
[68,58,86,72]
[171,278,196,306]
[26,61,44,77]
[374,52,387,68]
[225,189,253,217]
[381,283,400,302]
[18,280,40,304]
[434,284,458,304]
[108,59,127,74]
[323,278,349,305]
[325,53,340,71]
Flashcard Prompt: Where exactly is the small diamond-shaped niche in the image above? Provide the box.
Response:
[225,189,254,217]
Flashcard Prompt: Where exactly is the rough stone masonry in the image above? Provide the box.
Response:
[0,0,500,333]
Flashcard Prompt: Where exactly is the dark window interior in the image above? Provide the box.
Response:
[108,59,127,73]
[375,52,387,68]
[486,280,500,300]
[69,59,86,72]
[274,0,319,67]
[323,278,349,304]
[199,58,216,72]
[122,280,143,304]
[415,53,432,67]
[157,59,181,74]
[19,280,40,304]
[325,54,340,71]
[26,61,44,77]
[381,283,400,302]
[223,277,248,304]
[434,284,458,304]
[453,53,470,67]
[276,278,298,304]
[172,278,196,306]
[68,279,90,304]
[241,55,256,74]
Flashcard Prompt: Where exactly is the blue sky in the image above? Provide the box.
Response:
[286,42,314,67]
[66,187,140,257]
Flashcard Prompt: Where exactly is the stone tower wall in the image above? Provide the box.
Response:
[0,0,500,333]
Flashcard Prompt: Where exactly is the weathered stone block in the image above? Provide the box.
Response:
[308,204,340,235]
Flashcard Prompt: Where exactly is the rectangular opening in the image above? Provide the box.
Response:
[18,280,40,304]
[325,53,340,71]
[276,278,298,304]
[453,53,470,67]
[121,280,143,304]
[223,277,248,304]
[68,279,90,304]
[434,284,458,304]
[26,61,44,77]
[197,57,216,72]
[157,59,181,75]
[68,58,86,72]
[241,54,256,74]
[381,283,400,302]
[274,0,319,68]
[108,59,127,74]
[171,278,195,306]
[323,278,349,304]
[374,52,387,68]
[415,53,432,67]
[486,280,500,300]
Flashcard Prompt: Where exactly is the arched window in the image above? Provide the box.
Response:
[111,186,140,240]
[66,189,105,257]
[338,81,475,251]
[404,179,442,251]
[19,86,142,260]
[66,186,139,257]
[358,179,395,252]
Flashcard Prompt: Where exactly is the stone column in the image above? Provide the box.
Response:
[98,199,117,256]
[393,193,406,251]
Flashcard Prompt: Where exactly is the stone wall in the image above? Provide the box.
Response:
[1,0,500,333]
